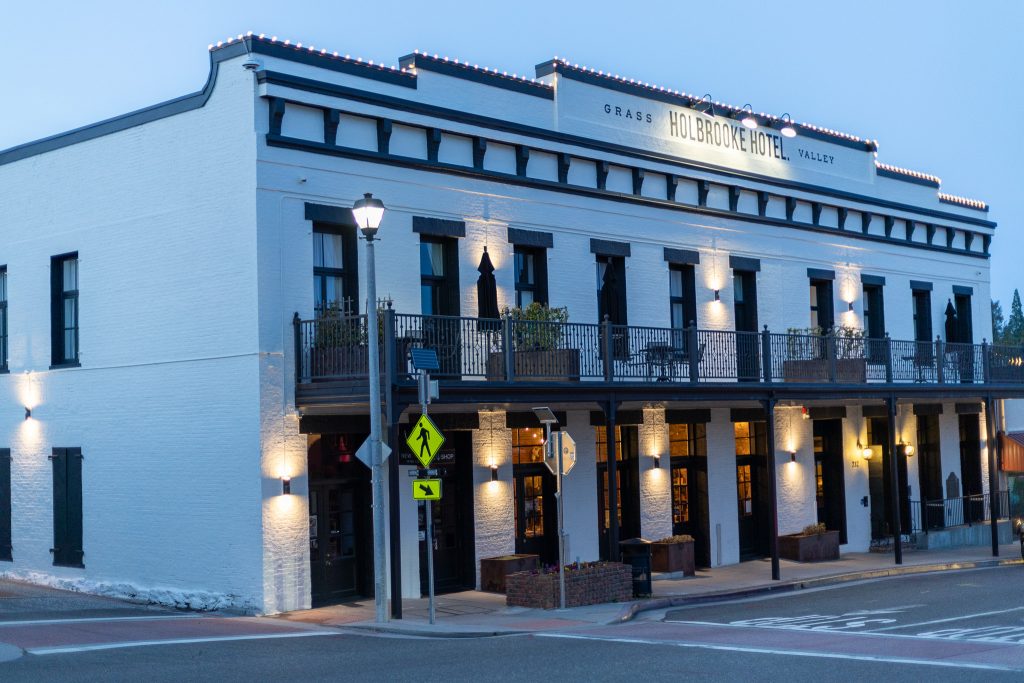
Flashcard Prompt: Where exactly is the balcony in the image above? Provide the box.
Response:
[293,312,1024,406]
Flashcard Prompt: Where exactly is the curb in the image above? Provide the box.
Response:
[619,556,1024,622]
[343,623,530,639]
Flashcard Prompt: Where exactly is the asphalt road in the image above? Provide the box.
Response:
[1,567,1023,681]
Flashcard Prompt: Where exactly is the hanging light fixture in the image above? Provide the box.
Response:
[694,93,716,117]
[902,442,916,457]
[858,441,873,460]
[778,113,797,138]
[739,104,758,130]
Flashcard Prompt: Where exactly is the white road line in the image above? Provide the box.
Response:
[869,606,1024,632]
[26,630,336,655]
[667,618,1024,644]
[0,614,202,628]
[535,632,1018,672]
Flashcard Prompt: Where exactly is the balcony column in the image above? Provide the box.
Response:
[887,395,903,564]
[985,395,1000,557]
[762,397,780,581]
[604,399,620,560]
[383,304,403,618]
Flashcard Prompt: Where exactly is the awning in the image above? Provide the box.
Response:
[999,431,1024,472]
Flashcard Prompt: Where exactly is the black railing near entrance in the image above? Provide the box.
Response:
[295,312,1024,385]
[908,491,1010,534]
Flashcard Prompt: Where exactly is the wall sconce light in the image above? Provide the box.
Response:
[713,289,720,301]
[789,450,797,463]
[490,463,499,481]
[901,443,915,457]
[652,455,661,469]
[778,113,797,139]
[694,93,715,117]
[24,407,31,420]
[281,476,291,495]
[848,301,854,312]
[739,104,758,130]
[858,442,873,460]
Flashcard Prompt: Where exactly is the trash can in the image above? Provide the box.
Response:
[619,537,652,598]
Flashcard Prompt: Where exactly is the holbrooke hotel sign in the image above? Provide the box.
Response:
[556,78,873,185]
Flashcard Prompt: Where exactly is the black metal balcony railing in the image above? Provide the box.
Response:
[294,312,1024,386]
[908,491,1012,534]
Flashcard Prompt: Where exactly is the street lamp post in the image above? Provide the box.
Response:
[352,192,387,624]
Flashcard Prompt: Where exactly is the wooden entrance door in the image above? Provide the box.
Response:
[813,419,848,544]
[513,467,558,565]
[596,426,640,559]
[735,421,769,560]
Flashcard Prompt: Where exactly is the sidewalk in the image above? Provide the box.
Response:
[276,543,1024,637]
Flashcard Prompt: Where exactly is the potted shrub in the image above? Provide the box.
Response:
[782,326,866,383]
[486,303,581,381]
[651,535,695,575]
[778,523,841,562]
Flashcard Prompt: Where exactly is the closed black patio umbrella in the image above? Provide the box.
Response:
[944,299,958,342]
[476,247,500,331]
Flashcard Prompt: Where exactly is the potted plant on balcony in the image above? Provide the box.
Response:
[782,326,866,383]
[485,303,581,381]
[778,523,841,562]
[310,302,381,378]
[651,534,695,575]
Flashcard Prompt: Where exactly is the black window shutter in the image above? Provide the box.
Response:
[0,449,11,561]
[66,448,84,567]
[51,448,67,565]
[50,259,61,364]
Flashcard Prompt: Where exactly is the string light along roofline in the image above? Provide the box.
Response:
[206,35,988,210]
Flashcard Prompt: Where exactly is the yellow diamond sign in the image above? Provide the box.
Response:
[412,479,442,500]
[406,414,446,469]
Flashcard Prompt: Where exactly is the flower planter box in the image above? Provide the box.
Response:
[479,554,539,593]
[782,359,865,384]
[310,346,369,378]
[486,349,581,382]
[505,562,632,609]
[651,540,695,576]
[778,530,841,562]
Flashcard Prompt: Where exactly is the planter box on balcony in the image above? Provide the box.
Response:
[778,530,840,562]
[505,562,632,609]
[486,349,582,382]
[651,540,695,576]
[479,554,539,593]
[782,358,866,383]
[310,346,369,378]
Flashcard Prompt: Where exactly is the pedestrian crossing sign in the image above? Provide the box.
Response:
[406,414,446,469]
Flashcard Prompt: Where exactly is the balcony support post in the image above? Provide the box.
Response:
[502,314,514,382]
[688,324,700,383]
[761,326,772,383]
[983,340,991,384]
[985,395,1000,557]
[936,336,945,384]
[887,395,903,565]
[603,398,620,561]
[884,334,893,384]
[293,312,303,397]
[827,330,837,383]
[602,316,614,382]
[762,397,781,581]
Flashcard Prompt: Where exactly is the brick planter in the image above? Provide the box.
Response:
[505,562,633,609]
[651,540,695,576]
[778,530,841,562]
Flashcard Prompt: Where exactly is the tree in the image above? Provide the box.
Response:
[1007,289,1024,345]
[992,298,1006,344]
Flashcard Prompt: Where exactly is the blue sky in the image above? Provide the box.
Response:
[4,0,1021,306]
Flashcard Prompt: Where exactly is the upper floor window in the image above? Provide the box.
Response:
[420,236,460,316]
[313,224,358,315]
[51,253,78,367]
[514,246,548,308]
[0,267,7,371]
[596,255,627,325]
[912,287,933,343]
[809,279,834,331]
[669,265,696,331]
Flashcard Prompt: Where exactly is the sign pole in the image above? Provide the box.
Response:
[421,371,436,626]
[557,431,566,610]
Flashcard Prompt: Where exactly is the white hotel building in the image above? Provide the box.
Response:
[0,35,1018,615]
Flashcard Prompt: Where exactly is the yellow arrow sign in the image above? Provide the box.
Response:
[406,414,446,469]
[412,478,442,500]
